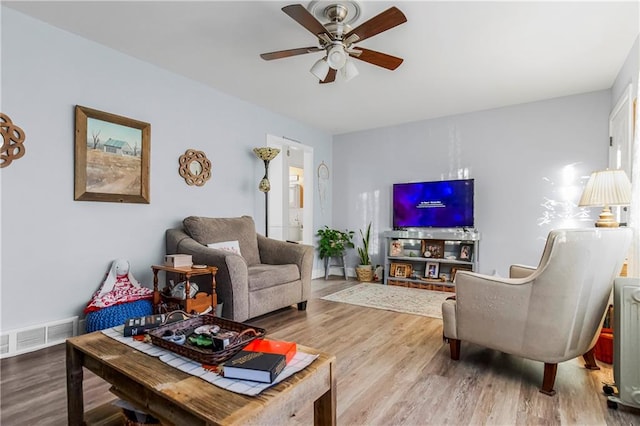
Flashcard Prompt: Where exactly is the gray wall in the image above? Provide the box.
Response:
[333,91,611,276]
[0,8,332,331]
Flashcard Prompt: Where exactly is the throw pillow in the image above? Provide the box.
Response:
[183,215,261,266]
[207,240,242,256]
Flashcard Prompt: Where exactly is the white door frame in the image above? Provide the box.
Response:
[609,84,634,224]
[266,134,314,245]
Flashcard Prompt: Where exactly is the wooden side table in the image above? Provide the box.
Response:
[151,265,217,315]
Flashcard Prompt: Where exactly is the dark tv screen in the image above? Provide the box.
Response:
[393,179,474,228]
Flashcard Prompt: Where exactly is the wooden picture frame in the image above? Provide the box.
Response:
[74,105,150,203]
[458,243,474,261]
[425,262,439,278]
[391,262,412,278]
[451,266,473,282]
[421,240,445,259]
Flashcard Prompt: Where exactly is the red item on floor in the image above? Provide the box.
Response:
[594,328,613,364]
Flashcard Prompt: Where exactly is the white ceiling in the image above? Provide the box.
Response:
[5,1,639,135]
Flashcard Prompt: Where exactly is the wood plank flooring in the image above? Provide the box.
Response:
[2,278,639,425]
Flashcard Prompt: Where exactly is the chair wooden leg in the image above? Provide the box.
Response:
[297,301,307,311]
[449,339,461,360]
[582,347,600,370]
[540,363,557,396]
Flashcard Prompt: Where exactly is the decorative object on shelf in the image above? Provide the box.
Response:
[253,146,281,237]
[450,266,473,282]
[389,240,403,257]
[0,112,26,168]
[74,105,150,203]
[317,161,329,214]
[458,243,474,261]
[422,240,445,258]
[578,169,632,227]
[355,222,373,282]
[425,262,439,278]
[391,262,412,278]
[178,149,211,186]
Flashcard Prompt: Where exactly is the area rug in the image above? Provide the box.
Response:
[321,283,452,319]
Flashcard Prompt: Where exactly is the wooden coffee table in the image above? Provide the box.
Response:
[66,332,336,425]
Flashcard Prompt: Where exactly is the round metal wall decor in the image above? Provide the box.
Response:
[1,113,26,168]
[179,149,211,186]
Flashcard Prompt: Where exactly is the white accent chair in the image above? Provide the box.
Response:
[442,228,632,395]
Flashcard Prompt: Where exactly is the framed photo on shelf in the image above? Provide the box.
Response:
[422,240,445,259]
[391,262,412,278]
[450,266,473,282]
[389,240,404,257]
[458,243,474,261]
[425,262,439,278]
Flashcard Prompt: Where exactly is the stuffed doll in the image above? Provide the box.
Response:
[84,258,153,314]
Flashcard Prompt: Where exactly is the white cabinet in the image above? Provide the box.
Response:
[383,229,480,291]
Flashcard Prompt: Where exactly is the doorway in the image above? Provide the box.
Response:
[266,134,314,245]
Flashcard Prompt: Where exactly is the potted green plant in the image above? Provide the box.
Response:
[316,226,355,259]
[355,223,373,282]
[317,226,354,280]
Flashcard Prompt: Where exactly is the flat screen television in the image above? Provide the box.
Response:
[392,179,474,228]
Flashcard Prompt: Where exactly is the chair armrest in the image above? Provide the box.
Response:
[452,270,537,353]
[257,235,314,301]
[257,235,313,268]
[509,264,537,279]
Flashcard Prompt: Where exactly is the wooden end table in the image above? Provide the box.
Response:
[66,332,336,425]
[152,265,217,315]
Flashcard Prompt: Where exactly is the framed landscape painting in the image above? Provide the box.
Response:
[74,105,150,203]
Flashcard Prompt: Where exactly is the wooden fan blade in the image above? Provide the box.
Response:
[260,47,321,60]
[320,68,337,84]
[282,4,332,39]
[350,47,403,70]
[344,6,407,44]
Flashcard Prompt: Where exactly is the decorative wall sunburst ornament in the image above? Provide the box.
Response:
[179,149,212,186]
[0,113,26,168]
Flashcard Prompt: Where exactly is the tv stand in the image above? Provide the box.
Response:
[383,229,480,291]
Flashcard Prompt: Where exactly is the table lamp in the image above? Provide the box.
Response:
[253,147,281,237]
[578,169,632,227]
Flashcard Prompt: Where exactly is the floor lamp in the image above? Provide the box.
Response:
[253,147,281,237]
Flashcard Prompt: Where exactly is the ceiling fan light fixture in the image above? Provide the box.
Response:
[326,45,347,70]
[342,59,359,81]
[310,57,330,80]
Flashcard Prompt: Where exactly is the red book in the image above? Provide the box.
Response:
[243,338,297,364]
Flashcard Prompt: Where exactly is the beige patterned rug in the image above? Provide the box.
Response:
[321,283,452,319]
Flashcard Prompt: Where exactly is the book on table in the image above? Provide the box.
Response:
[223,351,286,383]
[243,338,297,364]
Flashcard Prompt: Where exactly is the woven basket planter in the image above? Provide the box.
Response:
[355,266,373,282]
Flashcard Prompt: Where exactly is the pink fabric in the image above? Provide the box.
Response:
[84,275,153,313]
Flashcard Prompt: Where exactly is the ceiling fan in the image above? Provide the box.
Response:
[260,1,407,84]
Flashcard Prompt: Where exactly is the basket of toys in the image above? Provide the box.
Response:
[148,314,265,365]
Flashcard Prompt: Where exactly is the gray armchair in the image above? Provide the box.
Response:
[442,228,632,395]
[166,216,313,322]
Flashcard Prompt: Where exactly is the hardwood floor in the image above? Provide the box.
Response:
[2,278,639,425]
